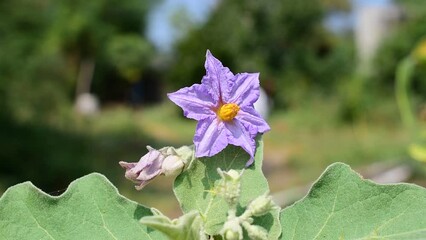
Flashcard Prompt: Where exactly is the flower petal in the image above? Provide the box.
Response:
[194,117,228,157]
[236,107,270,135]
[228,73,260,107]
[119,146,165,190]
[119,161,138,180]
[167,84,215,120]
[202,50,234,103]
[135,151,163,181]
[224,120,256,166]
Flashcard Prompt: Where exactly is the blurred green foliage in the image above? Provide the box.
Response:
[107,35,154,83]
[0,0,158,191]
[0,114,92,191]
[373,0,426,100]
[167,0,354,108]
[0,0,155,122]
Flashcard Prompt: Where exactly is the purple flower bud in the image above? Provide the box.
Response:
[119,146,165,190]
[120,145,194,190]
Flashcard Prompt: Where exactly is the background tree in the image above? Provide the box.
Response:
[0,0,156,121]
[0,0,158,190]
[373,0,426,100]
[166,0,354,108]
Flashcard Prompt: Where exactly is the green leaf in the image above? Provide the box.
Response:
[173,137,281,238]
[280,163,426,239]
[0,173,166,240]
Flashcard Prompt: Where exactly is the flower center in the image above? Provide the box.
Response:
[218,103,240,121]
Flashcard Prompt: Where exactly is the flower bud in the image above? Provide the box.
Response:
[119,146,165,190]
[161,155,185,176]
[217,169,242,206]
[221,217,243,240]
[242,223,268,240]
[222,169,241,182]
[246,193,276,217]
[120,145,193,190]
[224,229,241,240]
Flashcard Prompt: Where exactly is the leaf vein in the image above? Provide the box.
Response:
[312,184,340,240]
[23,203,55,240]
[90,194,118,240]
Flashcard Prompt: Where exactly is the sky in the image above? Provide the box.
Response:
[146,0,393,52]
[146,0,217,52]
[324,0,393,33]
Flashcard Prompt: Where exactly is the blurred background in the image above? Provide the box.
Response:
[1,0,426,217]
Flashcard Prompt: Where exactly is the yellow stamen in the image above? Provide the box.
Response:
[218,103,240,121]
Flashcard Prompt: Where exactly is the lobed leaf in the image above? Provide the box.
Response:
[0,173,166,240]
[280,163,426,240]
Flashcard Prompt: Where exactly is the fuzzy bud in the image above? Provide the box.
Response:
[246,193,276,217]
[161,153,185,177]
[217,169,242,206]
[221,217,243,240]
[242,222,268,240]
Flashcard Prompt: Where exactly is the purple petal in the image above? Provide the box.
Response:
[119,161,138,180]
[168,84,216,121]
[135,150,163,181]
[194,117,228,158]
[119,147,165,190]
[133,148,161,170]
[224,120,256,165]
[228,73,260,107]
[202,50,234,103]
[236,107,270,135]
[135,181,150,190]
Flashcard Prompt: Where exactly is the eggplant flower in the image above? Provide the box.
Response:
[168,50,270,165]
[119,146,192,190]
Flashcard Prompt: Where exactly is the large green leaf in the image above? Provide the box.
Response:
[280,163,426,239]
[0,173,166,240]
[173,138,281,238]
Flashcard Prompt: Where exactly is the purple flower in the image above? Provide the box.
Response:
[119,146,191,190]
[167,50,270,165]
